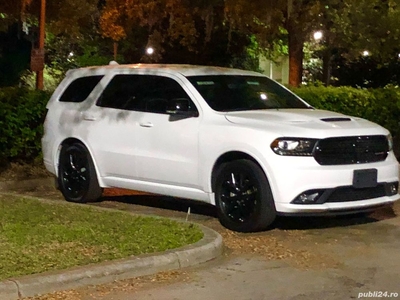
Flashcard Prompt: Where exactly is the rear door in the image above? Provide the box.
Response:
[85,74,142,180]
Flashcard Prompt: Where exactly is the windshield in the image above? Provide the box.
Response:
[187,75,310,112]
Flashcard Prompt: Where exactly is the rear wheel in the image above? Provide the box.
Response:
[214,159,276,232]
[58,143,102,203]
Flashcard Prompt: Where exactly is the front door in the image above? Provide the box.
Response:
[132,75,200,189]
[134,110,200,189]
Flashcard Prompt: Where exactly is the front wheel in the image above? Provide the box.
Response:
[58,143,102,203]
[214,159,276,232]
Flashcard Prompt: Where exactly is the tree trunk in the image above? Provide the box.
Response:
[322,49,332,86]
[287,24,304,87]
[113,41,118,61]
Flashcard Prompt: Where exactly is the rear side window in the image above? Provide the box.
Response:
[97,74,195,114]
[59,75,103,102]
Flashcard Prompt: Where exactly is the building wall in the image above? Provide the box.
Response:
[259,56,289,85]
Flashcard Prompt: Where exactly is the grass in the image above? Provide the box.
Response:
[0,194,203,281]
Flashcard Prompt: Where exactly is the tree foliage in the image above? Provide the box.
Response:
[329,0,400,59]
[98,0,258,67]
[309,0,400,85]
[1,0,400,87]
[222,0,327,86]
[99,0,217,51]
[97,0,323,86]
[0,0,32,31]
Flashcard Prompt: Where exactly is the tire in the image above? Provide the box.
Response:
[214,159,276,232]
[58,143,102,203]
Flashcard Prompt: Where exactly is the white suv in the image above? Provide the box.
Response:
[42,63,400,232]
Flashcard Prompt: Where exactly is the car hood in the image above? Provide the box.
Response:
[224,109,387,137]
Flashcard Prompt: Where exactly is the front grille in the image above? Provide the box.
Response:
[314,135,388,165]
[326,185,386,202]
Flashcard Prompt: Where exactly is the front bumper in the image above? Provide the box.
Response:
[266,152,400,214]
[276,196,398,216]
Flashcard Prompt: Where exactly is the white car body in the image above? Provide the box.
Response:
[42,63,399,231]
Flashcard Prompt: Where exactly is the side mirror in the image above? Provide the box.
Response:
[166,98,199,117]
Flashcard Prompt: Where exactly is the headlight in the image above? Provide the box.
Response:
[387,134,393,151]
[270,138,318,156]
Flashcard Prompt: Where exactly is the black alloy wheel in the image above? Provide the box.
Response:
[214,159,276,232]
[58,143,102,203]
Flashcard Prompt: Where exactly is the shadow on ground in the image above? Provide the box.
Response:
[98,192,398,231]
[101,194,218,218]
[274,205,397,230]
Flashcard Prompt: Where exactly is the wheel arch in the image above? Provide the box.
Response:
[211,151,267,191]
[55,138,103,186]
[211,152,277,232]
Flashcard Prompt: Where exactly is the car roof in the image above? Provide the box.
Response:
[66,63,264,77]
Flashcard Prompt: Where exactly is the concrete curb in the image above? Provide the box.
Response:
[0,224,223,300]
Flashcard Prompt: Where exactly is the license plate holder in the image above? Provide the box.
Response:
[352,169,378,188]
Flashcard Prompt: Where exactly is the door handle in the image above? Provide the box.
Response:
[82,113,96,121]
[139,122,153,128]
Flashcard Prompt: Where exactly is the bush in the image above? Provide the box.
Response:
[368,88,400,138]
[1,85,399,164]
[0,87,51,165]
[293,86,400,138]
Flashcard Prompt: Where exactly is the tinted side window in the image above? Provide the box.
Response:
[188,75,308,111]
[59,76,103,102]
[97,75,197,114]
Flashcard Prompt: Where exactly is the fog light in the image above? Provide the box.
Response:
[389,183,398,195]
[385,182,399,196]
[292,190,324,204]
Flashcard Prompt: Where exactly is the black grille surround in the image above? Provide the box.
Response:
[291,182,398,205]
[326,184,386,202]
[313,135,389,165]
